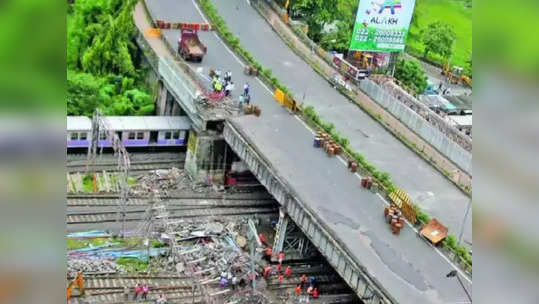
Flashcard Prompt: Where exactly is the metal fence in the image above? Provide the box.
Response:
[359,79,472,174]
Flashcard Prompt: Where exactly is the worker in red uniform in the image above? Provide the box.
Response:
[264,247,273,262]
[258,233,267,246]
[312,287,319,298]
[263,265,272,278]
[278,273,283,283]
[278,251,285,264]
[300,274,307,288]
[284,266,292,277]
[295,284,302,296]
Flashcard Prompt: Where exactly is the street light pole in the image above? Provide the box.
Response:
[458,199,472,244]
[446,270,472,303]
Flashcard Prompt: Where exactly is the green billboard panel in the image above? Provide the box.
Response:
[349,0,416,52]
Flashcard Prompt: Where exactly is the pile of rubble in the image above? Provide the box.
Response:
[131,167,216,195]
[225,291,271,304]
[67,258,124,277]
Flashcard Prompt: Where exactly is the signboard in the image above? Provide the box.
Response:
[349,0,416,52]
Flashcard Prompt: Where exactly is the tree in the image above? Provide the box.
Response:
[291,0,355,42]
[394,58,428,94]
[421,21,456,59]
[320,21,353,53]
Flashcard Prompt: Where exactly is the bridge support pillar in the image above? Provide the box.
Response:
[184,129,227,185]
[272,207,316,261]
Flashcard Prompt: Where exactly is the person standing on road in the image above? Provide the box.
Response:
[225,70,232,83]
[243,82,250,96]
[278,273,283,283]
[225,81,235,96]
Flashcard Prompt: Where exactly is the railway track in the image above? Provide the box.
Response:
[67,160,185,173]
[67,205,278,224]
[68,275,205,304]
[67,196,276,207]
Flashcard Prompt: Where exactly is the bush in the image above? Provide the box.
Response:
[444,234,457,249]
[417,211,431,224]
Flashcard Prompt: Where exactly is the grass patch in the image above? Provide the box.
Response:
[67,237,109,250]
[116,257,148,273]
[128,177,137,185]
[82,174,94,193]
[407,0,472,68]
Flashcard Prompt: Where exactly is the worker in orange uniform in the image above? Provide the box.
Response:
[295,284,302,296]
[284,266,292,277]
[278,251,285,264]
[263,265,272,278]
[278,273,283,283]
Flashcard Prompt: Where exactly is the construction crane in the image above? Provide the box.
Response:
[66,272,84,301]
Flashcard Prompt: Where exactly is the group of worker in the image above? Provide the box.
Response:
[126,283,168,303]
[260,233,321,301]
[209,68,252,106]
[218,269,245,290]
[210,69,235,96]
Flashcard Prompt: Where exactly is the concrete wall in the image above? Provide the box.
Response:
[359,79,472,175]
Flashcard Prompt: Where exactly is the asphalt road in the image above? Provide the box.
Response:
[214,0,471,244]
[143,1,472,302]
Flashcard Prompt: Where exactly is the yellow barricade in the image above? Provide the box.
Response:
[274,88,285,106]
[145,28,161,37]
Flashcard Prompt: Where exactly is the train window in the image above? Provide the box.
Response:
[99,132,107,140]
[173,131,180,139]
[136,132,144,140]
[128,132,135,140]
[180,131,186,139]
[79,132,87,140]
[165,131,172,140]
[70,133,78,140]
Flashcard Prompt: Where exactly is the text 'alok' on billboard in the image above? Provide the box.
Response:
[349,0,416,52]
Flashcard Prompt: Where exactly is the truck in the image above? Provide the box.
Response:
[177,28,206,62]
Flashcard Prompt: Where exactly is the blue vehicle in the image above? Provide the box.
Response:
[423,81,439,95]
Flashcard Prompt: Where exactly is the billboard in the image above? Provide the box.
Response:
[349,0,416,52]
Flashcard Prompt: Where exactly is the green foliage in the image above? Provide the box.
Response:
[319,21,353,53]
[291,0,356,42]
[421,21,457,59]
[116,257,148,272]
[394,58,428,94]
[67,70,154,116]
[67,0,153,116]
[67,237,109,250]
[417,211,431,224]
[407,0,471,68]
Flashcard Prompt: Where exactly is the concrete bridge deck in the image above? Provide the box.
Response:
[136,1,472,303]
